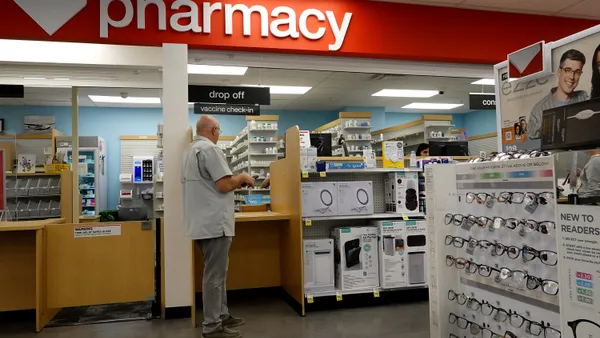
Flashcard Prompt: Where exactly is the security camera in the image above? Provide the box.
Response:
[439,91,445,95]
[120,92,129,99]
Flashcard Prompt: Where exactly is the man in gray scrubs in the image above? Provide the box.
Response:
[182,115,255,338]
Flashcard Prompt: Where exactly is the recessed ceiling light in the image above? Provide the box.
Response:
[53,77,70,81]
[243,84,312,95]
[88,95,161,104]
[372,89,439,98]
[402,103,464,110]
[469,92,495,95]
[188,64,248,75]
[471,79,495,86]
[23,77,46,80]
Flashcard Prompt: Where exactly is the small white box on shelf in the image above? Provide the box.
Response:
[303,239,335,293]
[300,148,309,171]
[302,182,338,217]
[307,147,317,172]
[337,181,374,216]
[385,172,420,214]
[331,227,379,291]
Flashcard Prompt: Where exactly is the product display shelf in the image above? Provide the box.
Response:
[371,115,464,153]
[269,126,429,315]
[426,158,561,338]
[3,171,73,222]
[313,112,373,156]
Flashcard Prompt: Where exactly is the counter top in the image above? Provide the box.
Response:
[0,218,65,231]
[235,212,290,223]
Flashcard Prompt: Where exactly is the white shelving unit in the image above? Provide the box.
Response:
[313,112,373,156]
[228,116,280,210]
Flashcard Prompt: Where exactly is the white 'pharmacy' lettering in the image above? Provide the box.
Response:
[100,0,353,51]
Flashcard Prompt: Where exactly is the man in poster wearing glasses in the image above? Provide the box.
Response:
[528,49,589,140]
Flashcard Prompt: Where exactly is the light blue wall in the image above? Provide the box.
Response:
[463,110,497,137]
[384,112,465,130]
[0,106,339,209]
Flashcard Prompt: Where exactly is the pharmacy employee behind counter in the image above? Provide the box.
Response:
[182,115,255,338]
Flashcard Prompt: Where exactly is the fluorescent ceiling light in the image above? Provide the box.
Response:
[471,79,495,86]
[23,77,46,80]
[372,89,438,98]
[402,103,464,110]
[188,64,248,75]
[53,77,70,81]
[243,84,312,95]
[88,95,161,104]
[469,92,495,95]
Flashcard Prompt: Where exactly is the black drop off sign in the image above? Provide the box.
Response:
[194,103,260,116]
[189,85,270,105]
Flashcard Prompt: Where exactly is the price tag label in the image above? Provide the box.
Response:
[460,218,472,232]
[465,239,476,256]
[525,200,539,214]
[336,292,343,302]
[402,215,409,221]
[302,171,309,178]
[305,219,312,226]
[319,172,327,177]
[373,289,380,298]
[307,295,314,304]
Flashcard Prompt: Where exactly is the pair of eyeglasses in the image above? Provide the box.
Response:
[466,298,509,322]
[560,67,583,77]
[445,213,485,228]
[445,235,492,249]
[568,319,600,338]
[449,313,502,338]
[466,192,495,204]
[446,255,499,278]
[510,313,561,338]
[467,150,552,163]
[522,246,558,266]
[488,217,556,235]
[497,192,554,205]
[526,276,559,295]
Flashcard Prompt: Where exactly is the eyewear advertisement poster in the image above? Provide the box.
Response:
[556,204,600,338]
[428,157,561,338]
[499,30,600,151]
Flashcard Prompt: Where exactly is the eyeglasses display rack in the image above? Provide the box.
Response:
[426,156,561,338]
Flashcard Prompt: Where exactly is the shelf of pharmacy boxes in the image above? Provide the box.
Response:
[370,115,461,145]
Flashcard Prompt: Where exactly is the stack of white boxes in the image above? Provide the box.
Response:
[385,172,420,214]
[303,239,335,293]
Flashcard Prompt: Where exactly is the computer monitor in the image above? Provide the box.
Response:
[310,133,333,156]
[428,140,469,156]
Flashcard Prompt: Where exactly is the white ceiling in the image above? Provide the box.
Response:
[0,64,492,113]
[375,0,600,19]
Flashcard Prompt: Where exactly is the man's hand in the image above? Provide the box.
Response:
[238,173,255,188]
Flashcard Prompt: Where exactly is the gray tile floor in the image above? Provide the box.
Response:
[2,298,430,338]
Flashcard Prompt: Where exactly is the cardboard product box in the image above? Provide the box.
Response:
[337,181,374,216]
[302,182,338,217]
[373,220,407,289]
[385,172,420,214]
[382,141,405,168]
[404,220,428,287]
[307,147,317,172]
[331,227,379,290]
[300,148,309,171]
[303,239,335,293]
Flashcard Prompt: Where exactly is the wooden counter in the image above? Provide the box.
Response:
[0,218,65,332]
[235,211,290,222]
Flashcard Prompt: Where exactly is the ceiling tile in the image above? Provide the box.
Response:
[560,0,600,17]
[460,0,582,13]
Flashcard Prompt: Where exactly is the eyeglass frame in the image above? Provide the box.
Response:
[567,319,600,338]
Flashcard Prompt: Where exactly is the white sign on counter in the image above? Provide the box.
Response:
[74,225,121,238]
[557,205,600,338]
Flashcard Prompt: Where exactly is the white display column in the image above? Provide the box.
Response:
[162,43,191,309]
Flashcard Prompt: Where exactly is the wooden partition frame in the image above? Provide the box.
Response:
[270,126,304,315]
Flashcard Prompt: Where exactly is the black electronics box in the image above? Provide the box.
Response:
[541,98,600,150]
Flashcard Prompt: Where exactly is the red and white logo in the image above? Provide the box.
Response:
[15,0,87,36]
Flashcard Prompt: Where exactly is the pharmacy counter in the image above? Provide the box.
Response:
[0,218,65,332]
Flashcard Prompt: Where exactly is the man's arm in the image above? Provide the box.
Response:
[201,147,254,193]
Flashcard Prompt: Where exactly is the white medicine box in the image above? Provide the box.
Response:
[337,181,374,216]
[303,239,335,293]
[385,172,420,214]
[302,182,338,217]
[331,227,379,291]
